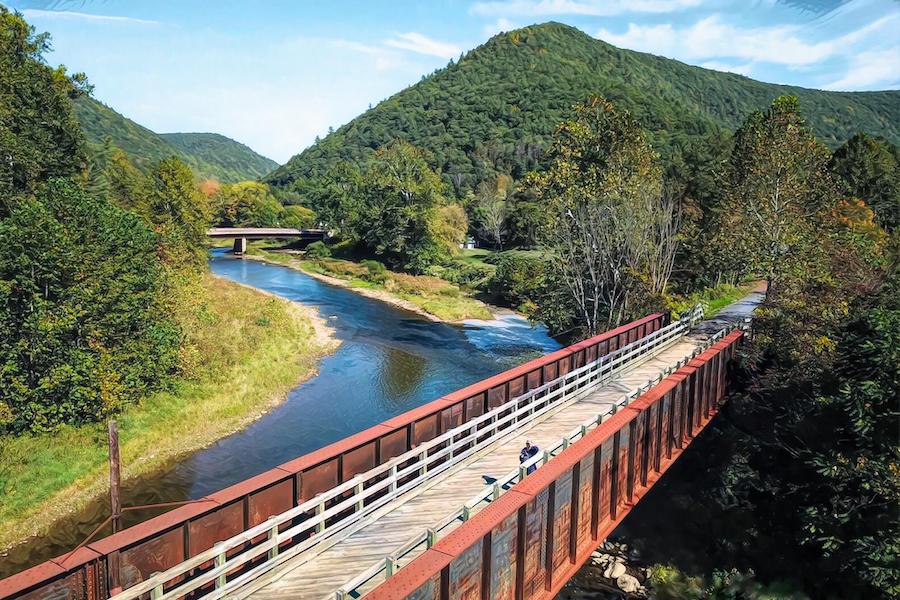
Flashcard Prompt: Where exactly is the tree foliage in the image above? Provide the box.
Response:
[530,97,676,334]
[309,142,467,273]
[0,181,179,433]
[830,133,900,231]
[0,6,88,203]
[143,157,211,269]
[212,181,283,228]
[700,98,897,599]
[713,96,840,298]
[265,23,899,201]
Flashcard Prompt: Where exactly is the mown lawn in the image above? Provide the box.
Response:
[0,274,337,551]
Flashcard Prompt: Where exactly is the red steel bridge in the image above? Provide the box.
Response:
[0,288,762,600]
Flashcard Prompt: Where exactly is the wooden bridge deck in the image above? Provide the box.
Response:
[239,287,764,599]
[238,342,700,598]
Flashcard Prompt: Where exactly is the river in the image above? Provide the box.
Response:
[1,250,560,578]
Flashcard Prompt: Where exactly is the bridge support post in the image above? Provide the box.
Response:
[233,237,248,254]
[214,543,227,588]
[266,517,279,559]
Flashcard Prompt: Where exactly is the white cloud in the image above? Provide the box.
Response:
[825,48,900,90]
[326,39,402,71]
[484,17,516,36]
[384,32,461,59]
[471,0,702,17]
[699,60,754,76]
[21,9,159,25]
[596,13,899,68]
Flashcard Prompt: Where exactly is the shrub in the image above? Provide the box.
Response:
[490,251,547,309]
[318,258,366,278]
[434,261,496,289]
[360,259,388,283]
[306,241,331,259]
[391,272,460,297]
[361,259,386,275]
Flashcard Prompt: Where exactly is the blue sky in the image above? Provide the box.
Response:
[4,0,898,163]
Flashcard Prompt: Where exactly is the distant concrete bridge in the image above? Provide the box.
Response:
[207,228,327,254]
[0,288,763,600]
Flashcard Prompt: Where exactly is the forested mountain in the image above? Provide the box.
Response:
[161,133,277,182]
[266,22,900,196]
[73,97,274,183]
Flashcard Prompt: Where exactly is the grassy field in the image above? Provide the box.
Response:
[455,248,496,265]
[249,245,494,321]
[0,274,338,551]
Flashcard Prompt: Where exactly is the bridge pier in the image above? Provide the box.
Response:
[232,237,248,255]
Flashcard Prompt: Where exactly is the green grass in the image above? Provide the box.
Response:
[0,275,337,550]
[669,282,757,319]
[250,244,494,321]
[456,248,497,265]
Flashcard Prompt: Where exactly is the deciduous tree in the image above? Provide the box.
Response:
[830,133,900,231]
[716,96,838,300]
[0,7,89,205]
[531,97,676,334]
[0,180,179,432]
[360,141,447,272]
[143,157,211,269]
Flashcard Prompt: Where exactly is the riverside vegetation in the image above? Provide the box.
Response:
[1,9,897,597]
[0,8,336,550]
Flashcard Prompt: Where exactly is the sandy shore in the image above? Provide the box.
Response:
[241,252,499,323]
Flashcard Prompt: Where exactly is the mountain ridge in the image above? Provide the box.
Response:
[265,22,899,195]
[73,97,277,183]
[160,132,278,182]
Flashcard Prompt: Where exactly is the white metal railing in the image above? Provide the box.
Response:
[111,308,704,600]
[331,317,750,600]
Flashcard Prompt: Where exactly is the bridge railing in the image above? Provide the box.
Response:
[0,311,670,600]
[334,318,746,599]
[109,308,703,600]
[362,323,748,600]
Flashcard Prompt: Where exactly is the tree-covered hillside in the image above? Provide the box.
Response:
[161,132,277,182]
[266,22,900,196]
[73,97,275,183]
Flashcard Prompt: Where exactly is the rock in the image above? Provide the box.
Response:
[616,573,641,594]
[604,561,627,579]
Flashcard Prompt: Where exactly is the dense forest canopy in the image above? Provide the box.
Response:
[161,132,278,182]
[74,96,277,183]
[265,22,900,200]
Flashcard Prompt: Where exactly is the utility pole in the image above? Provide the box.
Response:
[108,420,122,533]
[108,420,122,594]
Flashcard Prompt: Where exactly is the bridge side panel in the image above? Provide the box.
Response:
[365,330,744,600]
[0,315,667,600]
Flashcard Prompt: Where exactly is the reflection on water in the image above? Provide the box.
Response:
[380,346,427,401]
[1,250,560,577]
